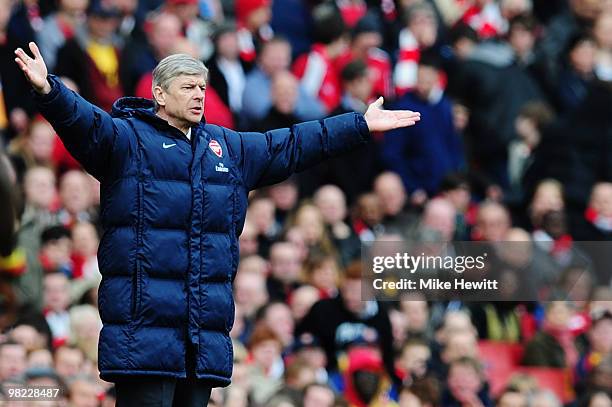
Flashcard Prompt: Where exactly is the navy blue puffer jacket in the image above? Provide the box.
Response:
[33,75,370,386]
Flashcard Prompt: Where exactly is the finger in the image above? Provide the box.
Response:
[29,42,43,60]
[14,48,32,64]
[373,97,384,109]
[14,57,28,72]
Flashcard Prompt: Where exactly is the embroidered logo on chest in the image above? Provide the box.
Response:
[209,140,223,158]
[215,162,229,173]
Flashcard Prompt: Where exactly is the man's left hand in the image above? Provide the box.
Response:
[364,97,420,132]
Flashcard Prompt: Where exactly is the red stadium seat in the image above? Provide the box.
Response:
[478,340,524,395]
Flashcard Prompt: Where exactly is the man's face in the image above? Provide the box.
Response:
[0,344,27,381]
[416,65,439,100]
[155,74,206,128]
[260,42,291,76]
[303,386,335,407]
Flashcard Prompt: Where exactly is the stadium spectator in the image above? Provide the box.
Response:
[293,3,347,113]
[254,70,301,132]
[54,1,124,112]
[242,37,324,124]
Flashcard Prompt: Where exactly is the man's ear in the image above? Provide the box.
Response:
[153,85,166,107]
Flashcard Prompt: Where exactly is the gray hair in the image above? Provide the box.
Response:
[152,54,208,108]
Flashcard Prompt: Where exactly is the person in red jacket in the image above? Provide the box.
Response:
[293,3,348,113]
[336,14,394,100]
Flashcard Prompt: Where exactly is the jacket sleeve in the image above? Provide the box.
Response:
[31,75,121,180]
[232,112,371,191]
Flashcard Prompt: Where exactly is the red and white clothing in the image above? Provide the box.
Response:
[393,28,420,96]
[293,44,342,113]
[459,1,506,39]
[337,47,394,99]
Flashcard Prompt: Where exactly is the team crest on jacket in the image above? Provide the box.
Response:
[209,140,223,158]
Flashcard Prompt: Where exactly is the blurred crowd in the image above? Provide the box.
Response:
[1,0,612,406]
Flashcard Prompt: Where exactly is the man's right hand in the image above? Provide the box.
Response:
[14,42,51,95]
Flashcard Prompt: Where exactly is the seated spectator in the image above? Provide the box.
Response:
[416,197,457,242]
[9,323,48,353]
[247,324,284,405]
[293,3,347,113]
[302,383,335,407]
[341,346,395,407]
[575,309,612,387]
[39,226,73,277]
[54,1,124,112]
[496,387,528,407]
[507,103,555,198]
[530,390,562,407]
[266,241,303,303]
[290,203,337,257]
[234,263,268,332]
[246,196,280,257]
[384,53,464,198]
[258,302,295,351]
[242,37,324,124]
[439,173,475,241]
[296,262,398,385]
[239,222,259,257]
[43,272,72,348]
[593,12,612,81]
[523,299,579,368]
[206,23,248,118]
[336,13,393,100]
[373,172,415,235]
[394,2,439,96]
[472,202,512,242]
[54,345,85,381]
[298,62,380,203]
[268,177,299,229]
[528,179,565,231]
[288,285,320,323]
[66,374,101,407]
[254,70,301,132]
[69,304,101,364]
[125,12,182,97]
[37,0,88,71]
[0,340,27,382]
[164,0,214,62]
[557,33,598,113]
[314,185,361,266]
[69,222,101,305]
[235,0,274,64]
[441,356,493,407]
[399,293,431,339]
[291,332,328,384]
[399,337,431,383]
[398,376,440,407]
[302,253,340,299]
[27,349,54,369]
[56,170,95,228]
[8,117,56,181]
[352,192,384,243]
[580,182,612,240]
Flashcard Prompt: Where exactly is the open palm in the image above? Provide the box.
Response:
[14,42,51,95]
[364,97,421,132]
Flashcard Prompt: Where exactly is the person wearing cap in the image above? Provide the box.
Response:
[235,0,273,63]
[15,39,419,406]
[54,0,124,112]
